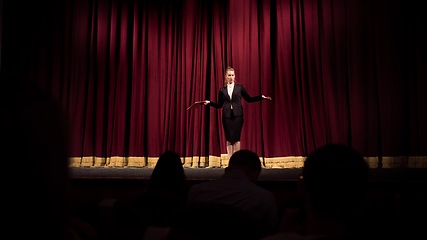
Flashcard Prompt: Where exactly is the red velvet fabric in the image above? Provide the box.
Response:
[2,0,426,159]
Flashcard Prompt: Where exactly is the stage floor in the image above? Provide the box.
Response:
[69,167,427,182]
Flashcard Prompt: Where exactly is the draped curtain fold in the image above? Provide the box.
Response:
[2,0,426,167]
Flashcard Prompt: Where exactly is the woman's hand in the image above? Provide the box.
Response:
[204,100,210,105]
[262,95,272,100]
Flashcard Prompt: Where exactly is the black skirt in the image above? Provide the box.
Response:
[222,109,243,142]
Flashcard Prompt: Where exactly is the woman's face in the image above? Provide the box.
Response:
[225,70,235,84]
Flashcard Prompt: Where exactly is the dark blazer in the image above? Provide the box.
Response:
[208,84,263,118]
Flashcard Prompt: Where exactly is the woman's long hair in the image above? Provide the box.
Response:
[148,151,189,199]
[223,66,235,87]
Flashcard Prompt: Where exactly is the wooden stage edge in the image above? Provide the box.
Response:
[69,167,427,182]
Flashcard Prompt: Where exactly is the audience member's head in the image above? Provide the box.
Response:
[148,150,188,198]
[226,150,262,182]
[300,144,369,221]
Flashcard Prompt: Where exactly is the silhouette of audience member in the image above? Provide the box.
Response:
[188,149,279,237]
[72,199,150,240]
[131,151,189,226]
[263,144,369,240]
[147,150,189,199]
[357,191,400,239]
[164,202,260,240]
[1,71,96,239]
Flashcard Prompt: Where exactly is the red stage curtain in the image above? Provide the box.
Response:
[2,0,426,167]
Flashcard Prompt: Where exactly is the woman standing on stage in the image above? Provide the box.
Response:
[204,67,272,159]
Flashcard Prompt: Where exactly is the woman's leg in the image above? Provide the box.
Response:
[226,141,234,160]
[234,141,241,153]
[226,141,241,160]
